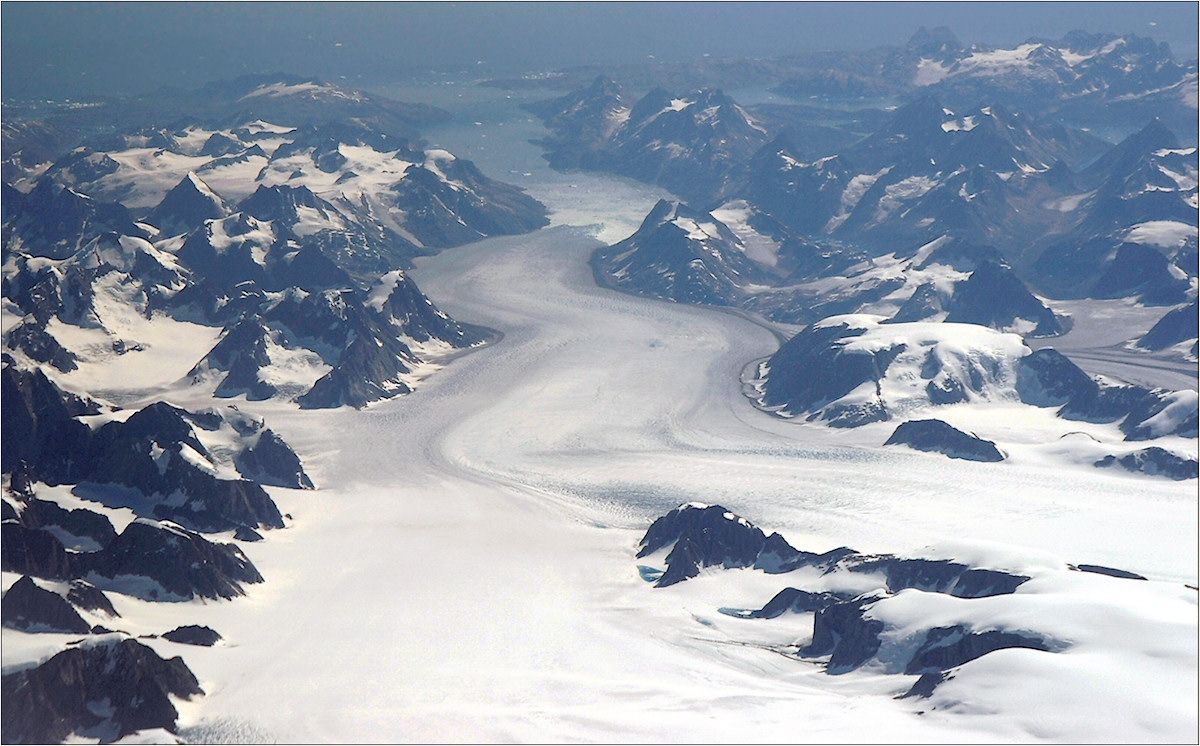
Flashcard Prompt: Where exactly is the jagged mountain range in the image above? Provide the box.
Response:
[1,39,1196,743]
[597,202,1197,472]
[559,74,1197,472]
[534,72,1198,441]
[3,80,549,410]
[2,355,310,739]
[10,116,547,273]
[596,209,1071,331]
[527,79,771,204]
[776,29,1198,134]
[735,96,1117,255]
[496,28,1197,139]
[1,74,554,742]
[2,73,450,182]
[533,79,1196,307]
[1,200,494,410]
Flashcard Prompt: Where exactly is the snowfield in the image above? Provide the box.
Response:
[3,85,1196,743]
[156,224,1198,742]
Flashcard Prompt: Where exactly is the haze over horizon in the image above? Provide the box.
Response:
[3,1,1197,99]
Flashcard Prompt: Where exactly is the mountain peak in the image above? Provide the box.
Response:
[908,26,963,57]
[1058,29,1118,53]
[642,198,683,227]
[880,95,948,140]
[588,75,625,98]
[1085,117,1182,181]
[145,172,229,237]
[1131,117,1180,149]
[239,183,326,221]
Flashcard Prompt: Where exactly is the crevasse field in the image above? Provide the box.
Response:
[7,83,1195,743]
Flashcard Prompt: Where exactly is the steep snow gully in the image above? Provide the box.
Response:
[132,87,1194,743]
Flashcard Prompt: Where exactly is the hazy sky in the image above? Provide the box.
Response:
[3,2,1197,99]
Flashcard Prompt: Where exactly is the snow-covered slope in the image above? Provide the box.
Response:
[754,314,1196,472]
[2,88,547,411]
[31,118,548,273]
[636,502,1196,736]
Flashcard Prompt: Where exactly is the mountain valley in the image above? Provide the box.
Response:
[2,22,1197,744]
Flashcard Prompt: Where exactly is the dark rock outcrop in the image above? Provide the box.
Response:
[885,419,1005,462]
[759,319,896,427]
[943,261,1066,337]
[1,359,99,475]
[14,496,118,549]
[851,556,1028,598]
[801,598,1056,677]
[2,575,93,634]
[187,269,488,409]
[725,587,851,619]
[3,233,187,335]
[371,269,486,347]
[0,637,202,743]
[83,520,264,601]
[635,503,852,587]
[639,504,1029,597]
[161,625,222,647]
[175,211,351,294]
[3,516,263,602]
[905,625,1055,675]
[144,172,230,237]
[3,365,289,533]
[2,179,147,260]
[187,316,279,400]
[591,200,771,308]
[887,283,946,324]
[801,596,886,674]
[233,525,264,542]
[83,403,285,533]
[235,428,315,489]
[1095,448,1198,480]
[280,288,425,409]
[66,580,120,617]
[1,522,74,580]
[637,503,799,587]
[640,504,1054,682]
[1090,243,1191,306]
[1137,301,1198,352]
[1016,348,1197,440]
[900,671,949,699]
[1073,563,1147,580]
[4,321,78,372]
[191,285,431,410]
